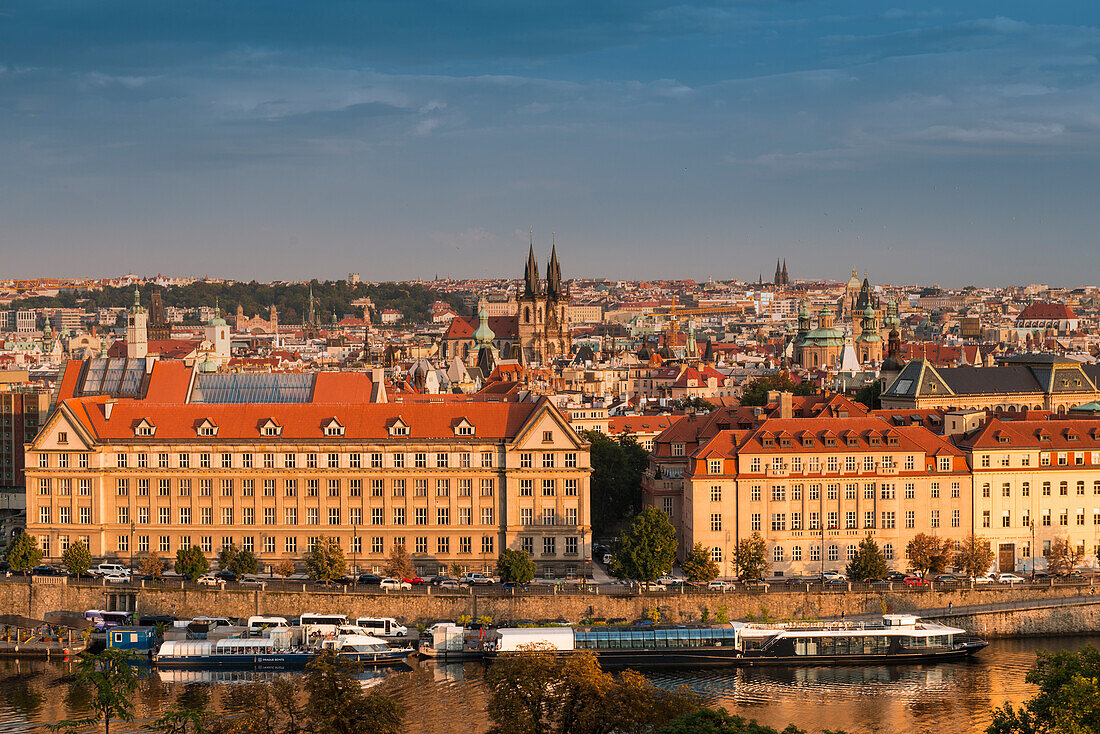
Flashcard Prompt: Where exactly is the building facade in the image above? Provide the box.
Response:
[25,360,592,577]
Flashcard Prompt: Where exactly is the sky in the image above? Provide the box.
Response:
[1,1,1098,286]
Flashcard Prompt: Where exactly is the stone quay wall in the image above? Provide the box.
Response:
[4,581,1100,637]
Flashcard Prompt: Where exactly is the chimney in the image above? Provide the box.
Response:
[369,367,387,403]
[104,399,115,420]
[779,391,793,420]
[766,390,780,405]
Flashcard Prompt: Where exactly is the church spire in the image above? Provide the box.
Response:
[523,232,541,297]
[547,233,561,298]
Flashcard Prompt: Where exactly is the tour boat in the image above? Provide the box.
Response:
[155,628,413,669]
[485,614,987,668]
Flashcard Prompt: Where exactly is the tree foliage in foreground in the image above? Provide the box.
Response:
[217,544,260,576]
[174,546,209,581]
[659,709,853,734]
[304,536,347,583]
[735,533,769,581]
[1044,537,1085,576]
[739,373,814,406]
[61,541,93,576]
[486,645,700,734]
[682,543,720,583]
[611,507,678,585]
[988,645,1100,734]
[383,543,415,580]
[48,649,138,734]
[905,533,952,577]
[5,533,43,573]
[955,536,996,578]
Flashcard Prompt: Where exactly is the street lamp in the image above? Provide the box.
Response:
[351,524,358,579]
[130,521,135,574]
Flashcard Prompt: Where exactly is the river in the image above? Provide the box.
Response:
[0,635,1090,733]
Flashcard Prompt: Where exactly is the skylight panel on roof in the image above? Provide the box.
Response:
[191,373,315,403]
[892,379,913,394]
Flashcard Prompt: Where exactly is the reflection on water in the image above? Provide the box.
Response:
[0,637,1090,733]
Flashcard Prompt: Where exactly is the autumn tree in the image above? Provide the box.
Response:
[681,543,720,583]
[905,533,952,577]
[383,543,415,579]
[137,552,166,579]
[739,373,814,406]
[304,537,347,583]
[954,536,996,579]
[48,649,139,734]
[735,533,769,581]
[1045,537,1085,576]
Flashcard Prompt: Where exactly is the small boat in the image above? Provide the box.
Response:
[485,614,987,668]
[154,629,413,669]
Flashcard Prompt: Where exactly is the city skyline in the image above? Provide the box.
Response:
[2,2,1098,285]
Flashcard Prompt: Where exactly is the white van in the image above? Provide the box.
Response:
[247,616,289,637]
[299,613,348,636]
[355,617,408,638]
[93,562,128,577]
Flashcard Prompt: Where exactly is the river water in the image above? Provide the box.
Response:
[0,635,1091,733]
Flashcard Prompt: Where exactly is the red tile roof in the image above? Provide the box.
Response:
[444,315,519,340]
[1017,302,1077,321]
[106,340,199,359]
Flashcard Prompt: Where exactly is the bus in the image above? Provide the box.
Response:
[299,613,348,636]
[85,610,133,632]
[247,616,290,637]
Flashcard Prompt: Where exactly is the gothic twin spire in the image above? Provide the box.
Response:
[523,234,563,298]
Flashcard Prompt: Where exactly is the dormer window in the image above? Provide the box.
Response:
[1037,431,1051,443]
[324,419,345,437]
[1066,430,1079,442]
[134,419,156,438]
[196,419,217,437]
[996,433,1010,444]
[388,419,410,437]
[824,437,837,447]
[846,436,859,448]
[801,437,814,448]
[260,419,282,437]
[454,419,475,437]
[886,432,900,447]
[869,434,881,447]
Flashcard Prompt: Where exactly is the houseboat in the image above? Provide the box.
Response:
[486,615,987,668]
[154,627,413,669]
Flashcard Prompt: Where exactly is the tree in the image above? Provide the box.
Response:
[681,543,720,583]
[611,508,677,586]
[988,645,1100,734]
[218,544,259,576]
[61,540,93,576]
[739,373,814,406]
[304,537,346,583]
[735,533,769,581]
[846,534,889,581]
[303,650,403,734]
[659,710,855,734]
[5,532,43,573]
[382,543,414,580]
[48,649,139,734]
[137,552,166,579]
[486,645,700,734]
[955,536,996,578]
[497,548,536,585]
[582,430,648,533]
[905,533,952,577]
[852,381,881,410]
[672,397,716,413]
[1045,537,1085,576]
[174,546,209,581]
[275,559,295,578]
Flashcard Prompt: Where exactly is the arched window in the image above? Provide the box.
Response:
[524,307,530,323]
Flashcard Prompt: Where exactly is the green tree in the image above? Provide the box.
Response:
[303,650,403,734]
[382,543,415,579]
[846,534,889,581]
[739,373,814,406]
[49,649,139,734]
[852,381,882,410]
[304,537,347,583]
[137,551,166,579]
[735,533,769,581]
[497,548,536,585]
[61,540,93,576]
[905,533,952,577]
[954,536,996,578]
[611,508,678,586]
[1045,537,1085,576]
[988,645,1100,734]
[582,430,648,533]
[174,546,209,581]
[5,533,43,573]
[681,543,720,583]
[672,396,716,413]
[217,544,259,576]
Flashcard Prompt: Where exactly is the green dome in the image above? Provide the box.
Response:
[473,302,495,345]
[200,356,218,373]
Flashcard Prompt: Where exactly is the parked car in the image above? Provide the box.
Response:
[92,562,129,577]
[380,577,412,591]
[823,578,848,588]
[932,573,963,584]
[501,582,528,591]
[437,579,467,590]
[784,576,813,586]
[196,574,221,586]
[707,580,733,591]
[973,574,996,584]
[997,573,1026,584]
[402,576,426,585]
[903,575,925,586]
[743,579,768,590]
[885,570,909,582]
[214,570,238,582]
[103,571,131,584]
[357,573,383,586]
[822,570,846,581]
[30,565,64,576]
[460,572,499,585]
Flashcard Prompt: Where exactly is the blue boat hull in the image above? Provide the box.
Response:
[156,649,411,669]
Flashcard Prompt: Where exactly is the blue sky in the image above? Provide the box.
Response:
[1,1,1098,285]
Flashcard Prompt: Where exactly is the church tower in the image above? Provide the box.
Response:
[515,236,571,364]
[126,287,148,359]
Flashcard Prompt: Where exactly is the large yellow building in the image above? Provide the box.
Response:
[26,358,592,578]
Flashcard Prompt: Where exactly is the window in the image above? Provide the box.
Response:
[809,484,820,500]
[864,511,875,528]
[482,452,494,468]
[328,479,340,497]
[772,485,786,502]
[179,508,191,525]
[221,480,233,497]
[371,508,384,525]
[415,537,429,554]
[242,480,254,497]
[930,509,940,528]
[771,513,786,531]
[846,544,857,561]
[286,508,299,525]
[751,513,761,531]
[521,508,533,525]
[751,485,761,502]
[881,511,896,529]
[482,507,495,525]
[415,480,427,497]
[459,508,472,526]
[200,507,212,525]
[437,537,450,554]
[565,452,577,468]
[710,486,722,502]
[415,508,428,526]
[543,453,554,469]
[393,479,406,497]
[845,484,857,500]
[329,508,341,525]
[710,514,722,532]
[482,479,495,497]
[564,479,577,497]
[436,479,450,497]
[708,459,723,475]
[307,508,319,525]
[520,453,532,469]
[242,508,254,525]
[483,536,495,554]
[828,545,839,562]
[542,508,555,526]
[543,537,556,556]
[931,483,940,499]
[1002,511,1011,528]
[952,509,960,527]
[982,510,991,528]
[459,479,472,497]
[905,510,915,529]
[263,508,275,525]
[773,546,784,563]
[542,480,555,496]
[520,480,533,497]
[845,511,857,530]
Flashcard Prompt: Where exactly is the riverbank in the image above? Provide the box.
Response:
[5,579,1100,637]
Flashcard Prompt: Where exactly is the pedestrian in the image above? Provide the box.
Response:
[948,601,953,612]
